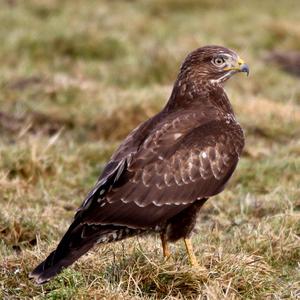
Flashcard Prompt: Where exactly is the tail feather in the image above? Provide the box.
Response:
[30,221,139,284]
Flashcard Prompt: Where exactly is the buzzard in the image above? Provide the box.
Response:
[30,45,249,284]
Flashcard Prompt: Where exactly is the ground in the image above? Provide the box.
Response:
[0,0,300,299]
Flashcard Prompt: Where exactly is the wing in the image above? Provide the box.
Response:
[77,110,244,229]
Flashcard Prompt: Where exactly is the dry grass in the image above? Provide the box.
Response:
[1,0,300,299]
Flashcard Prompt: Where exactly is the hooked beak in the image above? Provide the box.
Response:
[225,57,249,76]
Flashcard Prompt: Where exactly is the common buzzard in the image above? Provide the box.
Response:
[30,45,249,284]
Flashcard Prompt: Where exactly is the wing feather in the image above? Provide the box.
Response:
[76,110,244,229]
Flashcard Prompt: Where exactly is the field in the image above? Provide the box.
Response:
[0,0,300,299]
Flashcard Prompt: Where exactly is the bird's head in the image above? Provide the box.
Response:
[179,45,249,85]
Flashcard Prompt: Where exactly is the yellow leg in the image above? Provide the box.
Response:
[160,233,171,258]
[184,238,199,267]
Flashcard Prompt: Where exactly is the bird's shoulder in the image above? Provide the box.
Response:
[109,105,222,163]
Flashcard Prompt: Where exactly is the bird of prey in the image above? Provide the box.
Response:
[30,45,249,284]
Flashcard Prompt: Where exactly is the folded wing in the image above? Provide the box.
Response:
[77,110,244,228]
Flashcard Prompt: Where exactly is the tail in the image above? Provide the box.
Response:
[29,221,139,284]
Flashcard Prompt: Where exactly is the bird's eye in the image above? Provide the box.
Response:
[212,57,226,67]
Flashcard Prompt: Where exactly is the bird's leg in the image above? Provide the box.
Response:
[184,238,199,267]
[160,232,171,259]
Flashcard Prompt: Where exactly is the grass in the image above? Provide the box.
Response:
[0,0,300,299]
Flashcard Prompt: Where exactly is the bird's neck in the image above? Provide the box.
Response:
[165,78,235,116]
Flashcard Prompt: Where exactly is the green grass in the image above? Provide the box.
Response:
[1,0,300,299]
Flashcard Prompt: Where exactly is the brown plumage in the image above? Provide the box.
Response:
[30,45,249,284]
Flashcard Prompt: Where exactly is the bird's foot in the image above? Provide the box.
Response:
[189,253,199,268]
[183,238,206,270]
[163,251,173,264]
